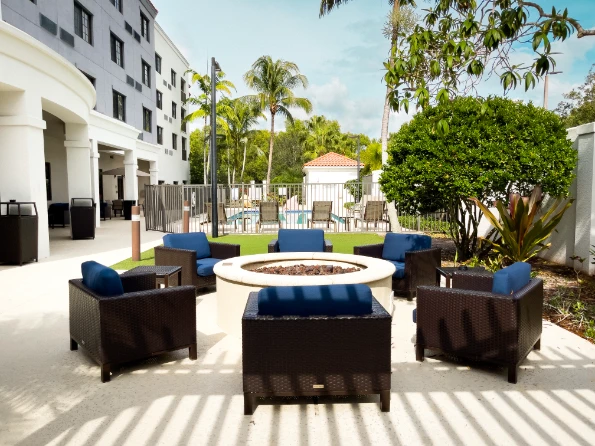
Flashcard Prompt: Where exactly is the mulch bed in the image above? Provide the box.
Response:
[431,235,595,344]
[254,264,360,276]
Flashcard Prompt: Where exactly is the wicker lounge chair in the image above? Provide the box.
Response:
[355,200,390,231]
[69,262,197,382]
[354,233,441,300]
[70,198,96,240]
[201,203,236,234]
[242,284,392,414]
[268,228,333,253]
[256,201,281,232]
[308,201,336,231]
[112,199,123,217]
[415,263,543,383]
[155,232,240,290]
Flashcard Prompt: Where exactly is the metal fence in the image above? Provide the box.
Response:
[144,182,449,235]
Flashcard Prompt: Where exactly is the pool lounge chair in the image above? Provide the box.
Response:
[355,200,390,231]
[201,203,236,234]
[308,201,336,231]
[256,201,281,233]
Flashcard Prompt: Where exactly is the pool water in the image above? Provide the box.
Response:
[226,209,345,225]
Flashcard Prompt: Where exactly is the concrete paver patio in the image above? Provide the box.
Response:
[1,219,594,445]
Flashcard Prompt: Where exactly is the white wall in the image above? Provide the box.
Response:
[43,113,69,204]
[304,166,358,184]
[154,22,190,184]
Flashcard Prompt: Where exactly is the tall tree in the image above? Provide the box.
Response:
[184,69,235,184]
[383,1,595,133]
[556,64,595,128]
[320,0,417,231]
[218,97,266,184]
[244,56,313,191]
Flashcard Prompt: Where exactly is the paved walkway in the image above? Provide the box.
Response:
[0,222,594,445]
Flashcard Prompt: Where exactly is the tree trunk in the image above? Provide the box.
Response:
[241,141,247,184]
[266,112,275,196]
[227,144,231,185]
[384,0,402,233]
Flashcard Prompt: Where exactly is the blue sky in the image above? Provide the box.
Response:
[152,0,595,138]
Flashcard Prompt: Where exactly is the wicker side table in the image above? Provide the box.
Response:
[435,266,486,287]
[122,266,182,288]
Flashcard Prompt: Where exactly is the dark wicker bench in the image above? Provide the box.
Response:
[242,292,392,414]
[416,271,544,383]
[69,270,197,382]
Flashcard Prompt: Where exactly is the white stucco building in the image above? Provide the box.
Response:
[0,2,190,260]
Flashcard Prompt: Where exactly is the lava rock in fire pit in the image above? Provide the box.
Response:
[254,264,360,276]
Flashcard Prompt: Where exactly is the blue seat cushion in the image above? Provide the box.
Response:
[258,284,373,316]
[278,229,324,253]
[412,308,417,323]
[163,232,211,260]
[492,262,531,295]
[385,260,406,279]
[81,261,124,297]
[382,233,432,262]
[196,258,221,277]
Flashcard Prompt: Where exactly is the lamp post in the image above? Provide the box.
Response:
[349,135,362,202]
[210,57,221,237]
[544,71,562,109]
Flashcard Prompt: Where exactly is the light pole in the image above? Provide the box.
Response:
[349,135,362,202]
[210,57,221,237]
[543,71,563,109]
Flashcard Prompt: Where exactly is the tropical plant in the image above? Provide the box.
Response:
[380,96,577,260]
[556,64,595,128]
[384,1,595,135]
[360,141,383,175]
[218,97,265,184]
[244,56,313,192]
[471,187,574,264]
[184,69,236,184]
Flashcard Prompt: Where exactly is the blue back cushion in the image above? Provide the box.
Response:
[81,261,124,297]
[163,232,211,260]
[277,229,324,253]
[492,262,531,295]
[258,284,373,316]
[382,233,432,262]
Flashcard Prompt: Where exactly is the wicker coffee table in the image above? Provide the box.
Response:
[122,265,182,288]
[435,266,486,288]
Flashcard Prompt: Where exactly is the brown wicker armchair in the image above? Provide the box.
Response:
[69,270,197,382]
[354,234,441,301]
[416,271,544,383]
[242,291,392,414]
[155,235,240,289]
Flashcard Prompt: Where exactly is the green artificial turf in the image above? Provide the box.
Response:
[110,233,385,271]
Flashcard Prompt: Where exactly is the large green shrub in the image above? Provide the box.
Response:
[380,96,577,260]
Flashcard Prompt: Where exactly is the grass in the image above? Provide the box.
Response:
[110,233,386,270]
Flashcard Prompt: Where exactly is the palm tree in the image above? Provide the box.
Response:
[184,69,236,184]
[219,97,265,184]
[244,56,312,191]
[320,0,416,231]
[304,116,342,161]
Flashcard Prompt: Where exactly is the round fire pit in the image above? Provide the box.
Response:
[213,252,396,338]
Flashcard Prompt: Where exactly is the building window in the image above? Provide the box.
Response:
[110,33,124,68]
[181,108,186,132]
[143,107,152,132]
[172,102,177,119]
[113,90,126,122]
[172,133,177,150]
[156,90,162,110]
[140,13,149,42]
[142,59,151,87]
[74,2,92,45]
[157,126,163,144]
[181,78,186,91]
[171,69,176,87]
[45,162,52,200]
[182,137,187,160]
[155,53,161,74]
[110,0,122,13]
[79,70,95,88]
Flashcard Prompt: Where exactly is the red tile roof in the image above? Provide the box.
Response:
[303,152,363,168]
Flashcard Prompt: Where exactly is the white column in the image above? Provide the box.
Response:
[124,150,138,201]
[90,139,101,227]
[0,91,50,258]
[149,160,158,185]
[65,124,92,200]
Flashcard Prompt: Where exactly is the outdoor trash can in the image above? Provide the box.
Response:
[70,198,96,240]
[0,202,38,265]
[123,200,136,220]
